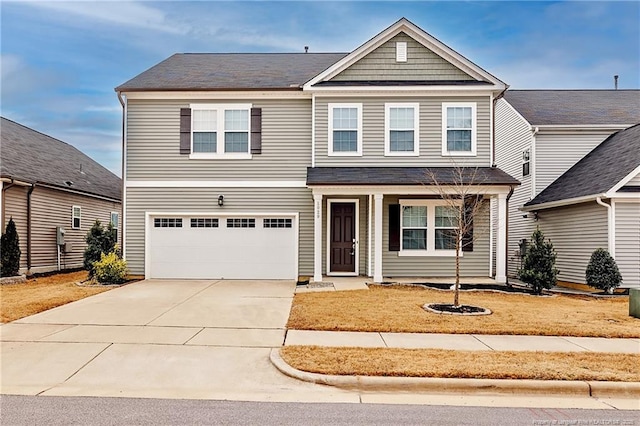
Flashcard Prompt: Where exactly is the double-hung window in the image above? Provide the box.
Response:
[400,200,461,256]
[110,212,119,242]
[328,103,362,156]
[385,103,419,156]
[191,104,251,158]
[72,206,81,229]
[442,103,476,156]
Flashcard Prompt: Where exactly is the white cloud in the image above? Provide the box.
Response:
[19,0,189,34]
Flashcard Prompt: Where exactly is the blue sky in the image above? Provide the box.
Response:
[2,1,638,176]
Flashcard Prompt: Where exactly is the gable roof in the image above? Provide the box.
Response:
[307,167,520,186]
[1,117,122,201]
[504,90,640,126]
[525,123,640,208]
[304,18,507,90]
[116,53,347,91]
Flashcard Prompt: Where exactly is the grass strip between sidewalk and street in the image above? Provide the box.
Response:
[1,271,111,323]
[281,346,640,382]
[288,285,639,338]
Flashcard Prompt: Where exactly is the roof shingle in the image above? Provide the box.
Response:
[1,117,122,201]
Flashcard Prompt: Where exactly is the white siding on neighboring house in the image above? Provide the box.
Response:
[315,96,492,167]
[537,202,608,284]
[126,98,312,181]
[494,98,535,277]
[332,33,475,82]
[535,131,616,195]
[625,173,640,186]
[614,201,640,288]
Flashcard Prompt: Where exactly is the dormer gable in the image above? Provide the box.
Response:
[304,18,506,92]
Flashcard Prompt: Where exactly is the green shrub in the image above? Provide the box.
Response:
[93,251,128,284]
[518,227,559,294]
[1,217,21,277]
[84,220,117,277]
[586,248,622,294]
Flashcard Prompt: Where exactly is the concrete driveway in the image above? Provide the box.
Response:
[0,279,357,402]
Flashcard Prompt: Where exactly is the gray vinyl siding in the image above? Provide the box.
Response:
[124,187,313,276]
[126,98,311,181]
[382,196,491,277]
[537,202,608,284]
[494,98,536,277]
[322,196,369,276]
[626,173,640,185]
[315,96,491,167]
[3,186,121,273]
[535,131,615,195]
[615,201,640,288]
[332,33,475,81]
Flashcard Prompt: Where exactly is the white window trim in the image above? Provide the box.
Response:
[441,102,477,157]
[189,103,252,159]
[398,199,462,257]
[328,103,363,157]
[72,205,81,229]
[384,102,420,156]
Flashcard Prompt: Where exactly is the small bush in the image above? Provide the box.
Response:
[586,248,622,294]
[518,227,559,294]
[1,217,21,277]
[84,220,117,277]
[93,251,128,284]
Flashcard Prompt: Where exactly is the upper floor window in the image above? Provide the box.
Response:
[442,103,476,156]
[328,103,362,156]
[190,104,251,159]
[72,206,81,229]
[522,149,531,177]
[385,103,419,156]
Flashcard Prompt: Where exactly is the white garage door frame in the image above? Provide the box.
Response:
[144,211,299,280]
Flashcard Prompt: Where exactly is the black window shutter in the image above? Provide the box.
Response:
[251,107,262,154]
[179,108,191,154]
[462,196,478,252]
[389,204,400,252]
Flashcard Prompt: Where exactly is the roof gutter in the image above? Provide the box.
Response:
[596,196,615,256]
[521,194,604,212]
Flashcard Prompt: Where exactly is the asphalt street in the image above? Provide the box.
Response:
[1,395,638,426]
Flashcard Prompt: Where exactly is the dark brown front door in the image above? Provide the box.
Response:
[330,202,356,273]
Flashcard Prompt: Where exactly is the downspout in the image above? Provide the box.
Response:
[27,184,35,271]
[505,185,515,285]
[117,90,126,257]
[596,196,614,255]
[491,86,509,167]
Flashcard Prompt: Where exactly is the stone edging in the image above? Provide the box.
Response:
[269,348,640,398]
[0,275,27,285]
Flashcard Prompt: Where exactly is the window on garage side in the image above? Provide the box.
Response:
[263,218,292,228]
[192,109,217,153]
[227,218,255,228]
[110,212,119,242]
[224,109,249,153]
[72,206,81,229]
[154,218,183,228]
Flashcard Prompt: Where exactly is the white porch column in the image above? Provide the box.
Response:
[373,193,383,283]
[496,192,507,284]
[313,193,323,282]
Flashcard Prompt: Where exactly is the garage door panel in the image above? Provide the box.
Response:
[149,215,296,279]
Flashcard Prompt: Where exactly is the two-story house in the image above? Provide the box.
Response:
[495,90,640,288]
[116,18,519,284]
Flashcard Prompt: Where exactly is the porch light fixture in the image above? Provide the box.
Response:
[218,195,224,206]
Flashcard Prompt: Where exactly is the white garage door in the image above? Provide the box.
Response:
[148,215,297,279]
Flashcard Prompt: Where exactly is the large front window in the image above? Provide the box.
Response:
[385,103,419,156]
[400,200,461,256]
[328,103,362,156]
[191,104,251,157]
[442,103,476,156]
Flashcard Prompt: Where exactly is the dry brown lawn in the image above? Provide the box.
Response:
[1,271,111,323]
[281,346,640,382]
[288,285,639,338]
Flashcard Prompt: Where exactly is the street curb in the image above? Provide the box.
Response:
[270,349,640,398]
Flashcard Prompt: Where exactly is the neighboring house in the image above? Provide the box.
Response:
[1,117,122,274]
[495,91,640,288]
[116,18,520,283]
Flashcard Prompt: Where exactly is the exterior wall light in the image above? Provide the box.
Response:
[218,195,224,206]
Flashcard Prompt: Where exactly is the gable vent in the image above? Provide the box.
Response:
[396,41,407,62]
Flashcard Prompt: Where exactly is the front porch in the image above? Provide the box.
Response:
[307,167,520,285]
[295,276,501,293]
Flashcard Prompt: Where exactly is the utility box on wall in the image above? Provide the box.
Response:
[56,227,65,246]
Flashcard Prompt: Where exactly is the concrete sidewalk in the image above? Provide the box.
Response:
[285,330,640,354]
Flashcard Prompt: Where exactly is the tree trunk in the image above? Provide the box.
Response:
[454,214,462,307]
